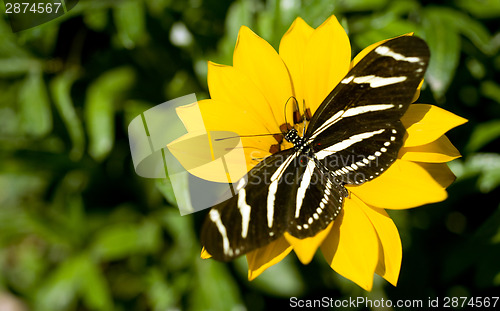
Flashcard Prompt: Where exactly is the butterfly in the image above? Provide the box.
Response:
[201,36,430,261]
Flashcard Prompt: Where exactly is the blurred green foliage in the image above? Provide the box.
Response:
[0,0,499,310]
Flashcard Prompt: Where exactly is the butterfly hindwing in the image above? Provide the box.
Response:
[314,120,406,184]
[286,156,347,239]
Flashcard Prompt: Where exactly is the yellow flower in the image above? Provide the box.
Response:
[195,16,467,290]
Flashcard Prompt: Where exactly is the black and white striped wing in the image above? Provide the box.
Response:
[201,151,346,261]
[201,149,293,261]
[306,36,429,184]
[285,156,347,239]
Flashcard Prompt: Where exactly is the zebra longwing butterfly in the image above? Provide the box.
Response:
[201,36,430,261]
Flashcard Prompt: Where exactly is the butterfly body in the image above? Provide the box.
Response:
[284,129,311,154]
[201,36,430,261]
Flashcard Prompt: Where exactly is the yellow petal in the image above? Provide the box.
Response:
[246,236,293,281]
[198,99,270,138]
[351,33,413,68]
[348,159,448,209]
[402,104,468,147]
[233,26,293,126]
[201,247,212,259]
[303,15,351,114]
[417,162,456,188]
[399,135,461,163]
[167,130,246,183]
[321,202,378,291]
[207,61,279,132]
[411,79,424,103]
[198,98,273,170]
[357,200,402,287]
[279,17,314,114]
[284,222,333,265]
[175,102,206,133]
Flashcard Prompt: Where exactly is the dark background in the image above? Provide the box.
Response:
[1,0,499,310]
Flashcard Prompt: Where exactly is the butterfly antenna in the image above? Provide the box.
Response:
[302,99,307,136]
[215,133,282,141]
[283,96,299,128]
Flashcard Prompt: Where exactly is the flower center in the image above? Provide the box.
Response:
[268,106,312,155]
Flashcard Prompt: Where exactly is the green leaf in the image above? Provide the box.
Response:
[0,19,30,58]
[144,0,173,14]
[349,0,419,35]
[336,0,389,12]
[459,153,500,193]
[113,0,147,48]
[456,0,500,19]
[3,239,47,293]
[84,8,109,32]
[478,168,500,193]
[353,19,418,51]
[0,59,40,78]
[466,58,486,79]
[385,0,420,16]
[456,19,496,56]
[466,120,500,152]
[35,254,113,311]
[85,66,135,161]
[80,259,114,311]
[161,209,198,270]
[301,0,336,27]
[256,4,275,46]
[444,206,500,281]
[422,8,461,99]
[420,7,495,97]
[17,23,60,56]
[35,255,83,311]
[145,268,177,310]
[350,0,420,49]
[155,177,177,207]
[19,69,52,137]
[91,221,161,261]
[235,255,304,297]
[164,70,197,99]
[481,80,500,103]
[438,7,495,56]
[0,77,22,111]
[123,99,155,131]
[190,259,243,311]
[213,0,256,65]
[50,69,85,161]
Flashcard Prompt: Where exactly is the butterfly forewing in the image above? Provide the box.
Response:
[202,36,430,260]
[307,36,429,138]
[307,36,429,184]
